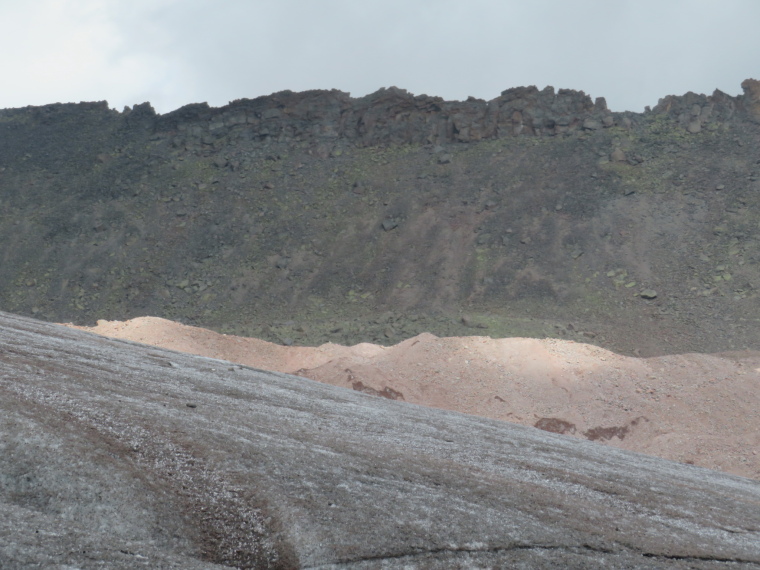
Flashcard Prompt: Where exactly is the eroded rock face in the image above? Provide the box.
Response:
[1,311,759,568]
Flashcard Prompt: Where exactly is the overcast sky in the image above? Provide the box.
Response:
[1,0,758,115]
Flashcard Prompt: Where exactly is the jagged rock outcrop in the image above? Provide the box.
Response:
[4,79,750,154]
[741,78,760,121]
[1,311,759,568]
[153,80,749,148]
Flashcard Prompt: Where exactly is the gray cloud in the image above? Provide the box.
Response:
[1,0,758,113]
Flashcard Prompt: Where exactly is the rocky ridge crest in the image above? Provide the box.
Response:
[143,79,759,147]
[5,79,758,148]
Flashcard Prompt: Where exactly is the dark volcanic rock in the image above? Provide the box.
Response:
[2,80,760,355]
[0,311,759,568]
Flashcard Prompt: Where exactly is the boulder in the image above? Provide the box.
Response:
[582,118,601,130]
[610,147,627,162]
[382,219,398,231]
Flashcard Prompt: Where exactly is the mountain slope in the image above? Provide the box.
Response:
[1,81,760,354]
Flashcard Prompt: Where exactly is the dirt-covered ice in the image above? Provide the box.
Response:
[2,311,758,567]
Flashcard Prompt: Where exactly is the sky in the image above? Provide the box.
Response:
[0,0,758,115]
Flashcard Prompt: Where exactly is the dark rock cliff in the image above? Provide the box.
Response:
[1,80,759,354]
